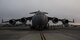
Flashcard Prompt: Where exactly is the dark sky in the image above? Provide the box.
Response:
[0,0,80,23]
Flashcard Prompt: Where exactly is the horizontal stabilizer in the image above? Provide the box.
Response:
[29,10,48,14]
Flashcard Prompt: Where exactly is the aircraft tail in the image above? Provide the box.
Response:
[29,10,48,14]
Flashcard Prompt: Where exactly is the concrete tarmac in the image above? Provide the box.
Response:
[0,29,80,40]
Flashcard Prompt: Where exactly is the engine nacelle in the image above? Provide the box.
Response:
[52,17,59,23]
[20,17,27,24]
[9,19,16,25]
[62,19,69,24]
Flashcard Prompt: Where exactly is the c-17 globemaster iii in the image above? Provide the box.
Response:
[2,10,74,30]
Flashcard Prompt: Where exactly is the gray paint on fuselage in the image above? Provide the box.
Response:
[32,13,48,27]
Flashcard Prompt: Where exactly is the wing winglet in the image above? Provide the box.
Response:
[2,18,4,23]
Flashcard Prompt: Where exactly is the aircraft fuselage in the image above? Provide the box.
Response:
[32,13,48,29]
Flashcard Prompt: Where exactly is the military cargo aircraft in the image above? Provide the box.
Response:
[2,10,74,29]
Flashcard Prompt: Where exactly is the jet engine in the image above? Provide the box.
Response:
[9,19,16,25]
[52,17,59,23]
[62,19,69,24]
[20,17,27,24]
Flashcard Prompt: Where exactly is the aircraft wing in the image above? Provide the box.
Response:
[48,17,74,26]
[48,17,59,24]
[48,17,53,20]
[2,16,33,25]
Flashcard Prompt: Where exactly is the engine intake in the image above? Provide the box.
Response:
[9,19,16,25]
[62,19,69,24]
[20,17,27,24]
[52,17,58,23]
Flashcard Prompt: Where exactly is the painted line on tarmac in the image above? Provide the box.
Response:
[40,31,46,40]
